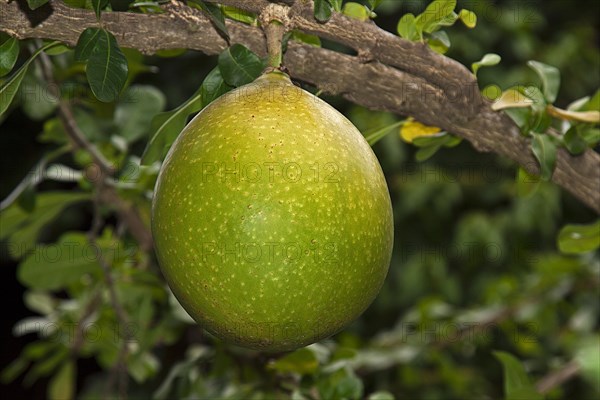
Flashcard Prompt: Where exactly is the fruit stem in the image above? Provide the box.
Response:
[260,3,289,71]
[265,19,285,69]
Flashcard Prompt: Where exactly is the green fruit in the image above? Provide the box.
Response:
[152,72,393,352]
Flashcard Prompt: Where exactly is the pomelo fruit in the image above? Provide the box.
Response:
[152,72,393,351]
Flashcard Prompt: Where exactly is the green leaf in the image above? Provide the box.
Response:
[508,388,545,400]
[530,133,557,181]
[141,87,203,165]
[557,220,600,254]
[128,352,160,383]
[567,95,590,112]
[516,167,540,198]
[343,3,370,21]
[218,44,264,87]
[397,13,419,41]
[291,31,322,47]
[0,41,60,117]
[221,6,257,25]
[472,53,501,76]
[410,133,459,162]
[493,351,543,400]
[190,1,230,40]
[364,120,405,146]
[336,372,364,400]
[527,60,561,103]
[48,362,74,400]
[318,368,364,400]
[26,0,49,10]
[368,392,395,400]
[314,0,333,23]
[153,345,211,399]
[153,362,188,400]
[24,291,55,315]
[122,47,155,83]
[18,232,103,290]
[74,28,102,62]
[520,86,546,112]
[51,108,106,142]
[43,43,70,56]
[329,0,343,12]
[575,337,600,392]
[1,357,29,384]
[415,145,441,162]
[582,89,600,112]
[367,0,383,11]
[19,67,59,120]
[444,136,462,148]
[291,391,309,400]
[427,30,451,54]
[0,38,19,77]
[155,48,187,58]
[443,135,462,148]
[23,341,55,360]
[579,126,600,146]
[563,126,587,155]
[115,85,166,143]
[201,66,234,106]
[435,11,459,29]
[63,0,88,8]
[411,132,449,147]
[269,348,319,375]
[86,29,129,102]
[24,347,69,385]
[415,0,457,35]
[17,184,36,213]
[503,108,531,132]
[458,9,477,28]
[91,0,108,19]
[0,191,90,259]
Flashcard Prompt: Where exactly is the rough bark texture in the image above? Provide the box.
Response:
[1,0,599,212]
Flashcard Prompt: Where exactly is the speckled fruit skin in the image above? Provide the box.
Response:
[152,72,393,352]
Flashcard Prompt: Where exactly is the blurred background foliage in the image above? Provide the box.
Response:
[0,0,599,399]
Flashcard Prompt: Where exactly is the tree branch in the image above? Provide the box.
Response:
[1,0,598,212]
[36,48,154,251]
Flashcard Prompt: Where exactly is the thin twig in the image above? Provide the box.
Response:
[535,360,581,394]
[89,189,131,400]
[70,290,102,357]
[97,188,154,252]
[57,103,116,177]
[37,52,115,177]
[36,51,154,251]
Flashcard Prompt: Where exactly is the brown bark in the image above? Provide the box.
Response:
[1,0,599,212]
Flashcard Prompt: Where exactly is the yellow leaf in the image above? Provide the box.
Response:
[400,118,443,143]
[547,105,600,123]
[491,89,534,111]
[459,9,477,28]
